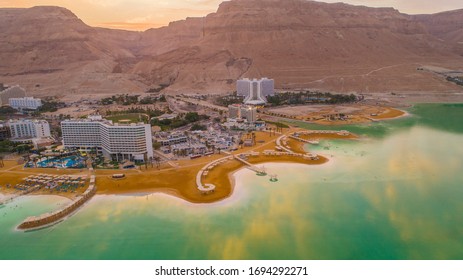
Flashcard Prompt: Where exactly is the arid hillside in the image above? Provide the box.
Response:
[1,0,463,98]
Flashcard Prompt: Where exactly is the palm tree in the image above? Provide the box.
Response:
[144,152,148,170]
[154,156,161,169]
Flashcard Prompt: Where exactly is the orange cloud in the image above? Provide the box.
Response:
[96,22,164,31]
[2,0,463,32]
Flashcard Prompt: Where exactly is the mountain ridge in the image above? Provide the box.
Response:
[1,1,463,98]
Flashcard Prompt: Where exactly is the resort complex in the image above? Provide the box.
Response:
[0,73,412,248]
[0,74,376,232]
[3,0,463,267]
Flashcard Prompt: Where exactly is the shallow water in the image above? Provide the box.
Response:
[0,104,462,260]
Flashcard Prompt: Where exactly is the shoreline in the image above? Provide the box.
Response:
[369,107,408,121]
[0,194,72,207]
[0,186,84,201]
[0,131,353,204]
[0,108,397,204]
[42,161,326,208]
[0,156,330,205]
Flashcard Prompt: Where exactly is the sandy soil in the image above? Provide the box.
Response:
[266,104,407,125]
[44,106,97,119]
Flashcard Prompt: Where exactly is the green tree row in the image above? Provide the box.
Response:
[151,112,209,131]
[267,91,357,106]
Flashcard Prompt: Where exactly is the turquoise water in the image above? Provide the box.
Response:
[1,104,463,260]
[28,155,86,169]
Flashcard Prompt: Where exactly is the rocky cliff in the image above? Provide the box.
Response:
[1,0,463,97]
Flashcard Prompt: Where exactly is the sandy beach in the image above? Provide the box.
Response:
[0,119,384,204]
[0,130,333,203]
[369,107,407,120]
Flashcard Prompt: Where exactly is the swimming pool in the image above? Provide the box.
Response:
[28,155,86,169]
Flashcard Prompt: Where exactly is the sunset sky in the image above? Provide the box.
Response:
[1,0,462,31]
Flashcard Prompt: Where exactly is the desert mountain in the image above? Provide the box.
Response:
[0,6,144,96]
[1,0,463,98]
[414,9,463,55]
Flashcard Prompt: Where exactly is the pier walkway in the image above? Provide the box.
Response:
[296,130,350,136]
[196,156,233,194]
[276,135,294,153]
[287,130,351,147]
[288,135,317,144]
[17,175,97,231]
[233,155,266,174]
[222,151,266,174]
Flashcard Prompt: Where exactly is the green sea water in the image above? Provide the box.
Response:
[1,104,463,260]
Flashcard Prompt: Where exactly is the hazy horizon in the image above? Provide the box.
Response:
[1,0,462,31]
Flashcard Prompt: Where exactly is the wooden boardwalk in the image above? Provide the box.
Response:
[196,156,234,194]
[222,151,266,174]
[276,135,294,153]
[288,135,313,143]
[233,155,266,174]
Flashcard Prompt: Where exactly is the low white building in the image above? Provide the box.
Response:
[228,104,241,119]
[240,106,257,123]
[9,97,42,110]
[157,133,188,147]
[7,119,51,139]
[227,104,257,123]
[61,115,153,162]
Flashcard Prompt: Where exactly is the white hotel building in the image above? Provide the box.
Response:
[61,115,153,162]
[7,119,51,139]
[9,97,42,111]
[237,78,274,105]
[228,104,257,123]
